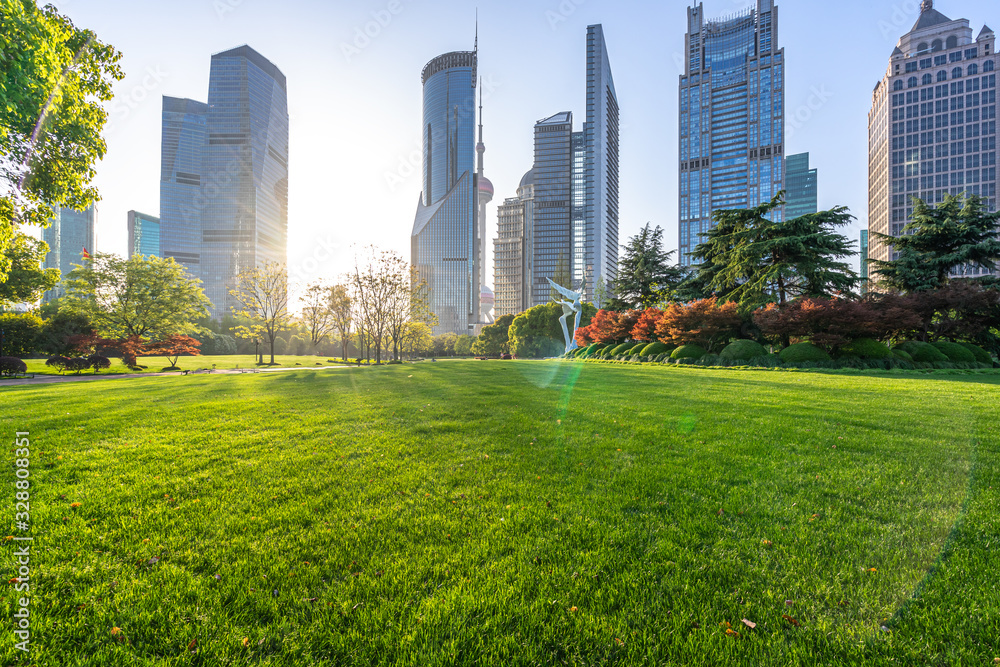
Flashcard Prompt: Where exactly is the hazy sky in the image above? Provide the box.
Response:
[56,0,996,298]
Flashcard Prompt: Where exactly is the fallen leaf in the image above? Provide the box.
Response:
[569,606,578,612]
[782,615,801,627]
[868,568,878,573]
[785,600,794,606]
[717,508,724,516]
[761,540,773,547]
[725,628,740,637]
[214,574,222,581]
[242,637,250,647]
[741,619,757,629]
[111,627,122,636]
[188,638,197,652]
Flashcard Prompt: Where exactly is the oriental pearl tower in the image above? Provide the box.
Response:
[475,81,495,325]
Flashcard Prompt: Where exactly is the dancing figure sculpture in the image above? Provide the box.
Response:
[546,278,583,355]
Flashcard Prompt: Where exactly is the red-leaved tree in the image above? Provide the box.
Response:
[584,309,639,344]
[655,298,742,351]
[145,335,202,368]
[754,297,923,351]
[631,308,663,342]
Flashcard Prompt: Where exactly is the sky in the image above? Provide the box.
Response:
[53,0,997,303]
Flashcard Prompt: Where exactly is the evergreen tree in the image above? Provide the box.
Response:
[610,223,685,309]
[689,194,858,310]
[869,194,1000,292]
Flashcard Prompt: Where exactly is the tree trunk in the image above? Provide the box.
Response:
[270,338,275,364]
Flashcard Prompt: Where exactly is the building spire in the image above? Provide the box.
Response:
[478,78,484,145]
[921,0,932,12]
[475,9,479,54]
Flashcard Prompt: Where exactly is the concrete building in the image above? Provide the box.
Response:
[494,170,535,317]
[679,0,785,265]
[42,205,96,302]
[785,152,818,219]
[868,1,997,278]
[127,210,161,259]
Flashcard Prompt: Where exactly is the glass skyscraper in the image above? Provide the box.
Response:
[411,47,479,336]
[679,0,785,265]
[42,205,96,302]
[868,2,997,279]
[160,97,208,277]
[159,46,288,319]
[532,112,575,305]
[127,210,161,259]
[784,152,818,219]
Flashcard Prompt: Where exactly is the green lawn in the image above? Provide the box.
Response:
[1,362,998,665]
[20,354,346,376]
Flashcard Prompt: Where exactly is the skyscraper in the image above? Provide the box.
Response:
[532,112,575,305]
[868,1,997,279]
[160,97,208,277]
[583,24,620,300]
[785,152,818,219]
[860,229,870,293]
[411,46,479,336]
[42,205,96,302]
[679,1,785,265]
[159,46,288,319]
[494,170,535,317]
[127,210,161,259]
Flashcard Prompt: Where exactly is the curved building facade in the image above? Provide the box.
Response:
[412,49,479,335]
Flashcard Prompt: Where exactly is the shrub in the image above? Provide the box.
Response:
[640,342,672,358]
[932,341,976,363]
[656,298,742,352]
[671,344,707,360]
[896,341,949,363]
[88,355,112,373]
[608,343,633,357]
[892,349,914,362]
[65,357,91,374]
[958,342,993,365]
[45,356,71,373]
[839,338,892,360]
[0,357,27,377]
[779,343,831,363]
[0,313,43,358]
[720,339,767,361]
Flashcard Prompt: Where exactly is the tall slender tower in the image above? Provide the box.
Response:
[476,83,495,325]
[678,1,785,265]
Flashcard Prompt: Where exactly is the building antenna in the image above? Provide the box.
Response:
[475,9,479,54]
[478,77,484,140]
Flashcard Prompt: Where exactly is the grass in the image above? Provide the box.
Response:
[18,354,346,377]
[1,361,998,665]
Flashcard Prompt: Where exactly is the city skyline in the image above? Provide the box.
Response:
[56,0,999,302]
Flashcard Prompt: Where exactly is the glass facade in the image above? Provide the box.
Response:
[679,0,785,265]
[159,97,208,276]
[869,8,997,278]
[412,49,479,335]
[584,25,619,299]
[127,211,161,258]
[42,205,96,302]
[532,113,574,306]
[785,152,818,219]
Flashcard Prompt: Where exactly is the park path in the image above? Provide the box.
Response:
[0,365,350,388]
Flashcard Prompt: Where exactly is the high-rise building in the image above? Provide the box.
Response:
[583,25,619,300]
[679,0,785,265]
[860,229,870,293]
[785,152,818,219]
[127,211,161,259]
[532,112,575,305]
[159,46,288,319]
[160,97,208,277]
[494,170,535,317]
[42,205,96,302]
[411,46,479,336]
[868,1,997,279]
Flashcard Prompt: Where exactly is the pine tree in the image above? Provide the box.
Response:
[610,223,685,309]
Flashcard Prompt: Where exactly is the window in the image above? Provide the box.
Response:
[906,61,918,73]
[918,42,929,54]
[965,48,979,60]
[947,35,959,50]
[969,64,979,76]
[953,67,963,79]
[908,77,918,88]
[938,70,948,82]
[986,61,996,73]
[923,73,933,85]
[894,79,904,91]
[932,39,943,53]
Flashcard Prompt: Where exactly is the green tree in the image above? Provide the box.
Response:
[230,262,290,365]
[0,312,43,357]
[869,194,1000,292]
[454,335,474,357]
[690,194,858,309]
[0,2,123,272]
[0,232,59,305]
[64,253,211,341]
[610,223,685,309]
[400,321,432,359]
[36,309,93,356]
[509,302,597,359]
[471,313,516,357]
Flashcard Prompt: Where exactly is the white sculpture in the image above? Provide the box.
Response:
[546,278,583,355]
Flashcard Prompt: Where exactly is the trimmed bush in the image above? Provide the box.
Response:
[892,349,914,362]
[958,342,993,365]
[0,357,27,377]
[608,343,633,357]
[45,356,71,373]
[639,342,671,358]
[88,355,112,373]
[896,341,949,363]
[671,344,707,360]
[779,343,831,363]
[720,339,767,361]
[932,341,976,364]
[839,338,892,360]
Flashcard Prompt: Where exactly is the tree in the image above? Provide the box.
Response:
[611,224,685,309]
[631,308,664,342]
[870,194,1000,292]
[432,333,458,357]
[65,253,211,341]
[754,298,886,352]
[509,302,597,358]
[581,309,640,345]
[454,335,474,357]
[655,298,742,352]
[472,314,515,357]
[0,2,123,276]
[350,247,398,364]
[0,313,43,357]
[690,194,858,310]
[230,262,289,364]
[0,232,58,305]
[400,321,433,359]
[301,281,335,351]
[145,335,202,369]
[327,284,353,361]
[36,308,93,356]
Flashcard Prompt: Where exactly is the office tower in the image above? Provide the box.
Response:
[679,1,785,265]
[159,46,288,319]
[785,152,818,219]
[41,205,96,302]
[860,229,870,293]
[411,45,479,336]
[160,97,208,277]
[583,24,619,300]
[494,170,535,317]
[127,211,161,259]
[868,1,997,279]
[532,112,575,305]
[476,87,495,325]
